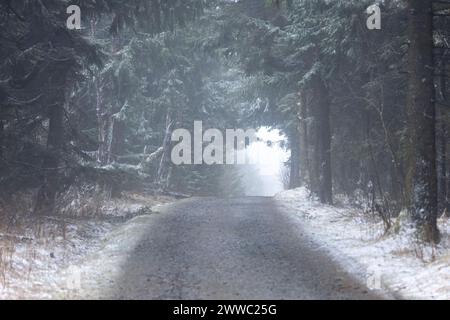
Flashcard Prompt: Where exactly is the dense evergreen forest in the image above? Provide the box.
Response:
[0,0,449,244]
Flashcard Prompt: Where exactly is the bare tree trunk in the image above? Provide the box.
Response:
[109,109,126,197]
[312,75,333,205]
[0,85,7,164]
[447,121,450,217]
[438,63,449,217]
[439,120,448,216]
[310,128,320,197]
[405,0,439,242]
[110,113,126,163]
[34,102,65,215]
[0,117,4,160]
[95,78,110,166]
[157,112,174,188]
[447,143,450,217]
[97,95,126,167]
[34,57,71,216]
[299,90,310,187]
[437,68,448,214]
[289,130,301,189]
[98,31,127,167]
[91,22,108,167]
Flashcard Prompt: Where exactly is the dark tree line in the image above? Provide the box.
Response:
[0,0,246,216]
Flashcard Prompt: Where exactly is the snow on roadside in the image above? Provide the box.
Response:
[0,220,114,299]
[0,194,175,299]
[53,198,180,299]
[51,216,154,299]
[275,187,450,300]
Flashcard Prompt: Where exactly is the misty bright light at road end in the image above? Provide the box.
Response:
[241,127,289,197]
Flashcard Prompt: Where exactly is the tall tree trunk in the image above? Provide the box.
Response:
[289,130,301,189]
[439,63,449,217]
[299,89,310,186]
[312,75,333,205]
[34,102,65,215]
[439,120,448,216]
[109,115,126,197]
[97,98,124,167]
[0,87,6,162]
[96,78,109,165]
[0,117,4,160]
[447,138,450,217]
[310,127,320,198]
[157,112,174,188]
[34,58,71,216]
[446,117,450,217]
[405,0,439,242]
[110,117,125,163]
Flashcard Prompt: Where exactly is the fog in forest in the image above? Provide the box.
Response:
[241,128,289,197]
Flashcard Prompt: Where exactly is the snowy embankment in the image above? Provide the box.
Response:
[0,194,175,299]
[275,188,450,300]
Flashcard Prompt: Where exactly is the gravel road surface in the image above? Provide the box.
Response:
[103,197,382,299]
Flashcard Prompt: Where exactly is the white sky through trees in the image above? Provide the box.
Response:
[242,127,289,196]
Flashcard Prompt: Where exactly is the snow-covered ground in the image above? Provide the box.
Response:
[0,194,175,299]
[3,187,449,300]
[275,188,450,300]
[51,200,179,299]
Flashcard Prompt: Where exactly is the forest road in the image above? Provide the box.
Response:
[106,197,383,299]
